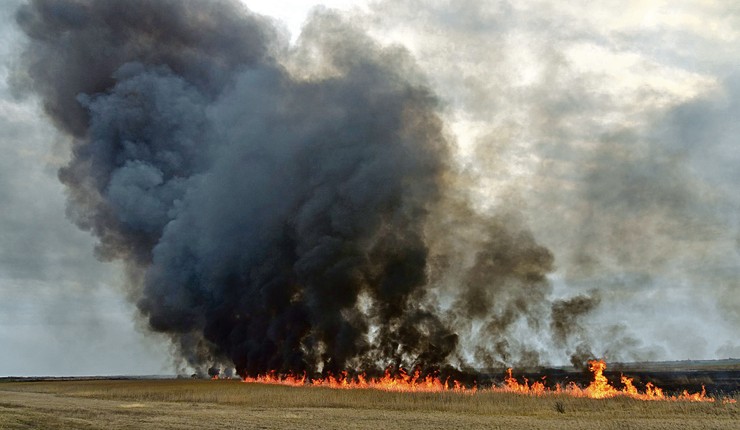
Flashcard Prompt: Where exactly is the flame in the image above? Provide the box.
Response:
[236,360,735,403]
[504,359,723,402]
[504,368,546,395]
[244,368,473,393]
[584,359,615,398]
[242,371,307,387]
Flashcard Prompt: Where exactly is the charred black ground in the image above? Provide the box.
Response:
[13,0,599,377]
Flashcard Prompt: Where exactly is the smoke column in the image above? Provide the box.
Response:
[13,0,595,375]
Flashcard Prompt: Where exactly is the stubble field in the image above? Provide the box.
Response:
[0,379,737,430]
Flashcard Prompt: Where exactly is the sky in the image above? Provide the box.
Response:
[1,0,739,376]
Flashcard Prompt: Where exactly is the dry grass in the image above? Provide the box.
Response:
[0,379,737,429]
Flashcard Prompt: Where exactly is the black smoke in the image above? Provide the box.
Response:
[551,295,600,368]
[12,0,597,376]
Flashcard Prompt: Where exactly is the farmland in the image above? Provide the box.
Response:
[0,378,737,429]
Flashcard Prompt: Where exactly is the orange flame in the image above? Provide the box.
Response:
[505,359,724,402]
[504,368,546,395]
[236,360,735,403]
[242,371,307,387]
[244,368,473,393]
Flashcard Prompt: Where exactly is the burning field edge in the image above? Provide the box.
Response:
[225,359,739,403]
[4,359,738,402]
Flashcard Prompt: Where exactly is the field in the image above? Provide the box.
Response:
[0,379,737,430]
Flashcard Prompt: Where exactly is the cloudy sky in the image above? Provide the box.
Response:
[1,0,739,376]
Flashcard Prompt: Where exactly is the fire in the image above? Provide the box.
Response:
[235,360,735,403]
[584,359,614,398]
[578,359,714,401]
[504,359,726,402]
[242,371,306,387]
[504,368,547,395]
[244,368,472,393]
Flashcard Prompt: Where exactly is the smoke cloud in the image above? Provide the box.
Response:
[14,0,599,375]
[364,0,740,361]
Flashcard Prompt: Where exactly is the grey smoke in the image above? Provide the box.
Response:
[366,0,740,361]
[13,0,599,375]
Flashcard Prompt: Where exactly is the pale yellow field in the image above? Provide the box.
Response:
[0,379,737,429]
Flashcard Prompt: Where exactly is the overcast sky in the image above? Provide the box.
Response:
[1,0,739,376]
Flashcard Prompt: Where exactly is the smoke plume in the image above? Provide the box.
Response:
[13,0,596,375]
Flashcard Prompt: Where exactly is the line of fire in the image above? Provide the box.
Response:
[206,359,736,403]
